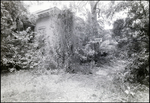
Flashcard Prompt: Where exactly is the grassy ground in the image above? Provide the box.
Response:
[1,59,149,102]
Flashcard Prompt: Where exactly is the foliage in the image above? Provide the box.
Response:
[1,1,149,87]
[32,31,58,71]
[58,1,119,71]
[58,9,74,71]
[124,52,149,86]
[1,1,36,72]
[111,1,149,85]
[29,9,75,73]
[1,1,28,35]
[113,19,125,37]
[1,30,36,72]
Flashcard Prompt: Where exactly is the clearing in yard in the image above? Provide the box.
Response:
[1,60,149,102]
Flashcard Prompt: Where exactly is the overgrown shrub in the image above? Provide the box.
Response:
[1,1,37,73]
[1,30,37,72]
[111,1,149,86]
[124,52,149,86]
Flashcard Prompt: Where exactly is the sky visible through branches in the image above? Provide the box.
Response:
[23,1,127,30]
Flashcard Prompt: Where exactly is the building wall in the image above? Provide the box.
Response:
[35,15,59,47]
[35,16,50,37]
[34,8,74,69]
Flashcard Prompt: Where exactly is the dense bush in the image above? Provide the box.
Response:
[111,1,149,85]
[1,30,36,72]
[1,1,36,72]
[124,52,149,86]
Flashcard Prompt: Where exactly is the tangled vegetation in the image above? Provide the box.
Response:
[1,1,149,88]
[111,1,149,86]
[1,1,36,72]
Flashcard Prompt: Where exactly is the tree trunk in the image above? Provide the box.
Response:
[90,1,99,37]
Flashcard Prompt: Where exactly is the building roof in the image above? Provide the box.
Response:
[36,7,61,19]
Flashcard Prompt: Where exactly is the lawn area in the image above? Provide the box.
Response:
[1,60,149,102]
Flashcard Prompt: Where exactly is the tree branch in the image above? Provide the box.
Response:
[93,1,100,10]
[96,8,101,18]
[139,1,146,17]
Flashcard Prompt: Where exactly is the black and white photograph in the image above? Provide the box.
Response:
[1,0,149,102]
